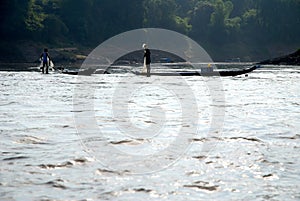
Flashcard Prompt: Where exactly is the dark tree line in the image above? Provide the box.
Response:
[0,0,299,60]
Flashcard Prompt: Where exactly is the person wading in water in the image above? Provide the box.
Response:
[143,44,151,77]
[40,48,51,74]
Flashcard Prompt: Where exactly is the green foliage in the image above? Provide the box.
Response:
[0,0,299,58]
[225,17,241,30]
[210,0,233,27]
[143,0,191,33]
[25,0,47,31]
[242,9,257,23]
[143,0,178,28]
[174,16,192,34]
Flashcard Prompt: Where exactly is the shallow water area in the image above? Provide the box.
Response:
[0,65,299,200]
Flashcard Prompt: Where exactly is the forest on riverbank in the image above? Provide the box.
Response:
[0,0,299,63]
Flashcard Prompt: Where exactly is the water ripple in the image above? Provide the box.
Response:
[0,68,299,200]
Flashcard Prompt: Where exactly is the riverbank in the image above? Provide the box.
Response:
[258,49,300,65]
[0,40,299,69]
[0,40,90,66]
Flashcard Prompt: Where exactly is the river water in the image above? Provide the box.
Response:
[0,65,299,201]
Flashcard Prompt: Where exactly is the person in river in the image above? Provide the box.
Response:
[143,43,151,77]
[40,48,51,74]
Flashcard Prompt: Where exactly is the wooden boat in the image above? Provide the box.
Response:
[60,65,259,76]
[133,65,259,77]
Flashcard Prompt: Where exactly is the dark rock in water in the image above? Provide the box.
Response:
[184,181,219,191]
[3,156,30,161]
[258,49,300,65]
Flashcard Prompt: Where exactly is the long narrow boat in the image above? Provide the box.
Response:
[61,65,259,76]
[133,66,259,77]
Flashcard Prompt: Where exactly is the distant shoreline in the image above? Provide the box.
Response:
[258,49,300,66]
[0,40,299,71]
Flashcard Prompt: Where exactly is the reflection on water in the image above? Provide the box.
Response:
[0,65,299,200]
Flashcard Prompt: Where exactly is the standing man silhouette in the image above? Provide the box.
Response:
[143,44,151,77]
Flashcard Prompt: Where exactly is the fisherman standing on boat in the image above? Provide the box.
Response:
[40,48,51,74]
[143,44,151,77]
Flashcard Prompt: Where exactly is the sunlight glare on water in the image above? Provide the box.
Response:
[0,65,299,200]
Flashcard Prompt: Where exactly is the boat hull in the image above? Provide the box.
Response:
[60,66,259,76]
[134,66,258,77]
